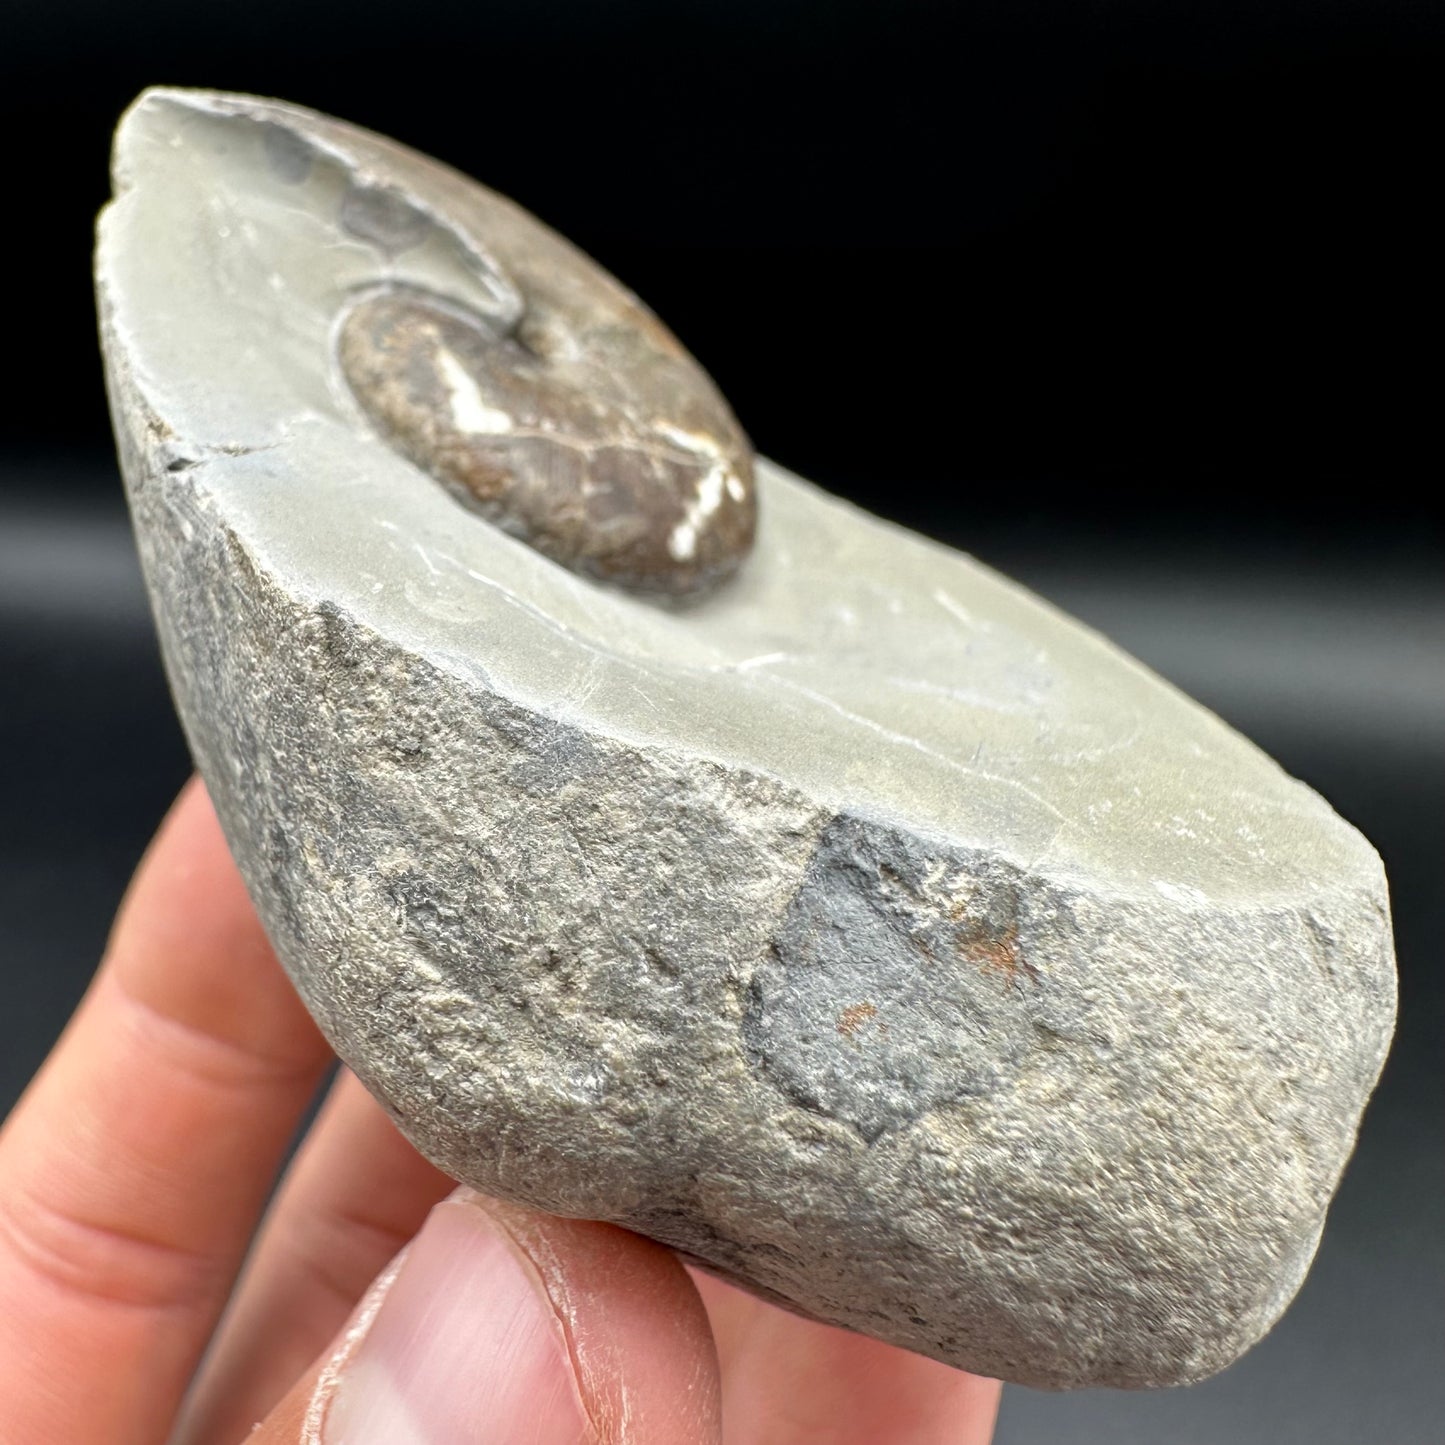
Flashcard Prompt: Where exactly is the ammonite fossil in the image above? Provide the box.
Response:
[97,88,1395,1391]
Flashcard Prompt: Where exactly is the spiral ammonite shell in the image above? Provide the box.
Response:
[338,281,755,599]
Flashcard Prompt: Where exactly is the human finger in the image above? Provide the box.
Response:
[173,1070,454,1444]
[0,778,333,1445]
[694,1269,1001,1445]
[245,1189,723,1445]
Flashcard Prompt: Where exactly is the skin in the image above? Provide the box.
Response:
[0,778,1002,1443]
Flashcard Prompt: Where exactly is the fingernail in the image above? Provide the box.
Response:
[322,1190,590,1444]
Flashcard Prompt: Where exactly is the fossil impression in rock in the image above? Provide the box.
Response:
[97,88,1396,1390]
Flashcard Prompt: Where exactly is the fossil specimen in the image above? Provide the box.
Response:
[97,88,1396,1389]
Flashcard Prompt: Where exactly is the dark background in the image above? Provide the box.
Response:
[2,2,1440,1441]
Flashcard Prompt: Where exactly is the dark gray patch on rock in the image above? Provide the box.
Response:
[258,120,313,184]
[745,818,1042,1140]
[339,182,434,255]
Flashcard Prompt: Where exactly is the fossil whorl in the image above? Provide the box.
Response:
[338,284,754,598]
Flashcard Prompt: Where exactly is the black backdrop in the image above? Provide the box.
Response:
[7,0,1443,514]
[1,3,1440,1442]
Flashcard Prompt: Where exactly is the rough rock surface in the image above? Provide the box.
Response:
[96,88,1397,1390]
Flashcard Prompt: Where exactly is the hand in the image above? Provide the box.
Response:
[0,779,1001,1443]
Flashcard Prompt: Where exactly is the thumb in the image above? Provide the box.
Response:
[248,1188,723,1444]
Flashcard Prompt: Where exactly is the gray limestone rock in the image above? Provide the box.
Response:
[96,87,1396,1390]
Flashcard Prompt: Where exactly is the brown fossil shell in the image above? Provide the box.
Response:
[338,262,755,599]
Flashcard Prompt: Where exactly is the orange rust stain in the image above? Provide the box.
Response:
[962,921,1039,988]
[837,1002,878,1038]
